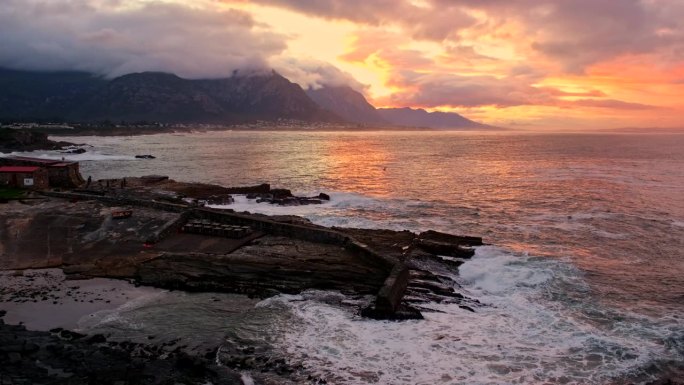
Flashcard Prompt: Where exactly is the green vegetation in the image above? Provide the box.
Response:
[0,186,27,199]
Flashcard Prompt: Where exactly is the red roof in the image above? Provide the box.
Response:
[0,166,42,173]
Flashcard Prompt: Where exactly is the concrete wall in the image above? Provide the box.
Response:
[193,208,408,314]
[40,191,189,213]
[48,164,84,188]
[145,211,192,244]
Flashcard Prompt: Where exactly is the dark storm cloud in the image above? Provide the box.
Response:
[0,0,287,78]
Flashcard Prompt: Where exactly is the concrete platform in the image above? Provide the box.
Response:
[154,232,263,255]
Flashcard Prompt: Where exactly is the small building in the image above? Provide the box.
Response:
[0,166,50,189]
[0,156,84,188]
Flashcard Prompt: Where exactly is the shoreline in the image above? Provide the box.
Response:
[0,176,483,384]
[1,176,482,317]
[2,122,504,139]
[0,170,677,384]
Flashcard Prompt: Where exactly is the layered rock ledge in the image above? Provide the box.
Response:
[1,178,483,319]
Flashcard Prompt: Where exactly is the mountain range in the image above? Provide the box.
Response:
[0,67,488,129]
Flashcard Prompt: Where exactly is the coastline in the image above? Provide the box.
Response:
[1,121,504,139]
[2,135,678,384]
[0,176,482,383]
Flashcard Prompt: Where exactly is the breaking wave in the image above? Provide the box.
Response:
[260,247,683,384]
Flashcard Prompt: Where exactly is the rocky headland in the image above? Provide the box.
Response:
[0,128,75,153]
[0,177,483,384]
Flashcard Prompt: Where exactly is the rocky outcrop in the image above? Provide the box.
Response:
[0,128,73,153]
[0,311,243,385]
[136,235,387,297]
[2,183,484,320]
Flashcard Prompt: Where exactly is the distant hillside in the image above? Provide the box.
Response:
[0,68,493,129]
[303,85,488,129]
[306,86,387,126]
[0,68,107,121]
[378,107,487,129]
[0,68,341,124]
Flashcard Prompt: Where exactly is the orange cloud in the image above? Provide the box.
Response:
[4,0,684,129]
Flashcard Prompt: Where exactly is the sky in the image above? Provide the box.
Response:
[1,0,683,130]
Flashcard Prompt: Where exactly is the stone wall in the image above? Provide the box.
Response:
[40,191,188,213]
[193,208,408,315]
[48,164,84,188]
[145,211,193,244]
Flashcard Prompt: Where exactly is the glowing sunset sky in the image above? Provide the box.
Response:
[1,0,683,129]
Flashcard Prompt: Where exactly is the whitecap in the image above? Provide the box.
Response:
[265,247,683,385]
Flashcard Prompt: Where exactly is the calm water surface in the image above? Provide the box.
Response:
[43,130,684,384]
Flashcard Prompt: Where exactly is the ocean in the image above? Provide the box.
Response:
[24,130,684,384]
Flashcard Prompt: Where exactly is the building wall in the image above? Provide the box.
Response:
[46,165,83,187]
[0,169,49,189]
[0,158,84,187]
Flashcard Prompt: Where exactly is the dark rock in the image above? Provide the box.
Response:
[140,174,169,183]
[205,194,234,205]
[361,304,423,320]
[416,238,476,258]
[58,330,85,340]
[271,188,293,199]
[61,147,86,154]
[418,230,483,246]
[7,352,22,363]
[0,127,77,153]
[318,192,331,201]
[0,319,243,384]
[174,353,210,377]
[22,343,40,353]
[87,334,107,344]
[0,344,24,353]
[300,199,322,205]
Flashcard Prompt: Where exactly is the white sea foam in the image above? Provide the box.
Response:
[239,373,255,385]
[208,193,466,233]
[0,150,137,162]
[459,246,553,294]
[261,247,682,384]
[76,290,168,331]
